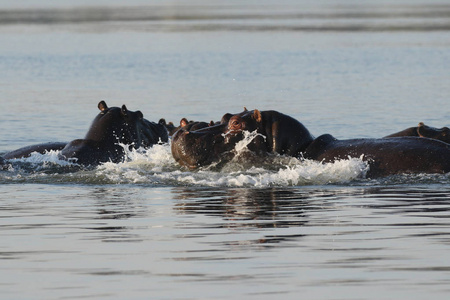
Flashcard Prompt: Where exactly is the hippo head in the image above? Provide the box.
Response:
[171,109,282,169]
[417,122,450,144]
[171,123,229,169]
[85,101,164,149]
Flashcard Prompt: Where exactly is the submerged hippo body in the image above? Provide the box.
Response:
[303,134,450,178]
[385,122,450,144]
[2,101,168,166]
[2,142,68,160]
[171,109,315,169]
[171,109,450,177]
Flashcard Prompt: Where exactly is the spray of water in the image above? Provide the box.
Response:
[0,135,394,187]
[93,131,370,186]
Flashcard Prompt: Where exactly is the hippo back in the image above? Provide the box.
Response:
[304,134,450,178]
[385,122,450,144]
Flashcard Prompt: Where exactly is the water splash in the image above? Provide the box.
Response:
[2,139,447,187]
[232,130,267,153]
[6,149,76,168]
[93,136,370,187]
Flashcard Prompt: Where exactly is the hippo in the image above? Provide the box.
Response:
[171,109,314,169]
[171,109,450,177]
[2,101,169,166]
[385,122,450,144]
[303,134,450,178]
[159,119,179,136]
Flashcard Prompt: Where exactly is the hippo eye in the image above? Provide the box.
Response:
[230,119,242,130]
[228,116,245,131]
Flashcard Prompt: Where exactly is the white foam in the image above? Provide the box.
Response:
[4,138,370,187]
[230,130,266,153]
[7,149,76,167]
[94,142,369,187]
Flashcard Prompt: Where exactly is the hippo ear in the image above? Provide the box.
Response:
[121,105,128,116]
[417,122,425,136]
[98,101,108,111]
[253,109,262,123]
[180,118,189,127]
[244,107,248,111]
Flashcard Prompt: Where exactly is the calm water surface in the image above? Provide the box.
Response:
[1,1,450,299]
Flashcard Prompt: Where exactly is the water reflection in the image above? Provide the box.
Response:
[167,183,450,296]
[172,186,450,244]
[360,186,450,224]
[173,187,311,227]
[80,187,153,243]
[90,187,146,220]
[173,186,450,218]
[2,184,450,299]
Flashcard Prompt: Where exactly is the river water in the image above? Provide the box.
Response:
[1,1,450,299]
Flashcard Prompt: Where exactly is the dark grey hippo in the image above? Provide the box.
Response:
[171,109,450,178]
[1,101,169,166]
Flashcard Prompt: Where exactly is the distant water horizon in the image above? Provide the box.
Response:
[1,0,450,32]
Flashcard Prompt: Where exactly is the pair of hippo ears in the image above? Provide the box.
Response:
[97,100,142,118]
[242,107,262,122]
[98,100,128,115]
[227,107,262,123]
